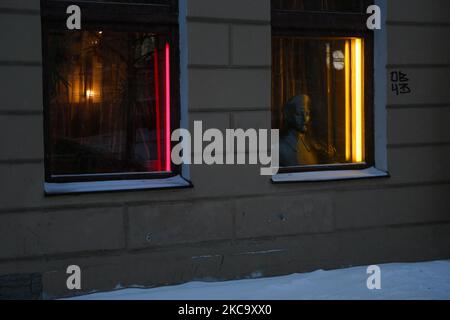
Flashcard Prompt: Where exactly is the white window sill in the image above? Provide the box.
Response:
[272,167,389,183]
[44,175,192,195]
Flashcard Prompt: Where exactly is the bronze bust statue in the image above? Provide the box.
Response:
[279,95,312,167]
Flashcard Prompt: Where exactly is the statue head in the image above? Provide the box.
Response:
[283,94,311,134]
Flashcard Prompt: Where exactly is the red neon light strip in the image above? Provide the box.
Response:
[165,42,171,172]
[153,46,162,171]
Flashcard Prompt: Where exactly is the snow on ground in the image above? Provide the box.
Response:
[70,260,450,300]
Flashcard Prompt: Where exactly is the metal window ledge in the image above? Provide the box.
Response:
[272,167,389,183]
[44,175,192,195]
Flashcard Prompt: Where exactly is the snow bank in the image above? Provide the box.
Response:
[70,260,450,300]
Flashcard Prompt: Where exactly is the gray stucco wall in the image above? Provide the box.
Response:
[0,0,449,299]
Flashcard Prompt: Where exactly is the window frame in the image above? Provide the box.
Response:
[41,0,182,184]
[271,1,375,174]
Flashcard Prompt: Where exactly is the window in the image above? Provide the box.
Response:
[272,0,374,173]
[41,0,180,185]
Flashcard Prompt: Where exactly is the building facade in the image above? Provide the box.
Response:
[0,0,449,299]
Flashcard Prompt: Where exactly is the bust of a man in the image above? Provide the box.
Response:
[279,95,311,167]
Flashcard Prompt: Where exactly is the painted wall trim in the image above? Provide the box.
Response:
[374,0,389,172]
[179,0,190,181]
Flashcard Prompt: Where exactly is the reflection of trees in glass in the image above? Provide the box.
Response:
[48,30,165,175]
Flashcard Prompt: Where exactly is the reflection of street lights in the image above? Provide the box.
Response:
[86,90,95,98]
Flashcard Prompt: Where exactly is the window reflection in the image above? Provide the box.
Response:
[47,30,171,176]
[272,37,365,167]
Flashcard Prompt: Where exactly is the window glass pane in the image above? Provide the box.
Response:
[272,0,364,13]
[47,29,171,176]
[272,37,365,168]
